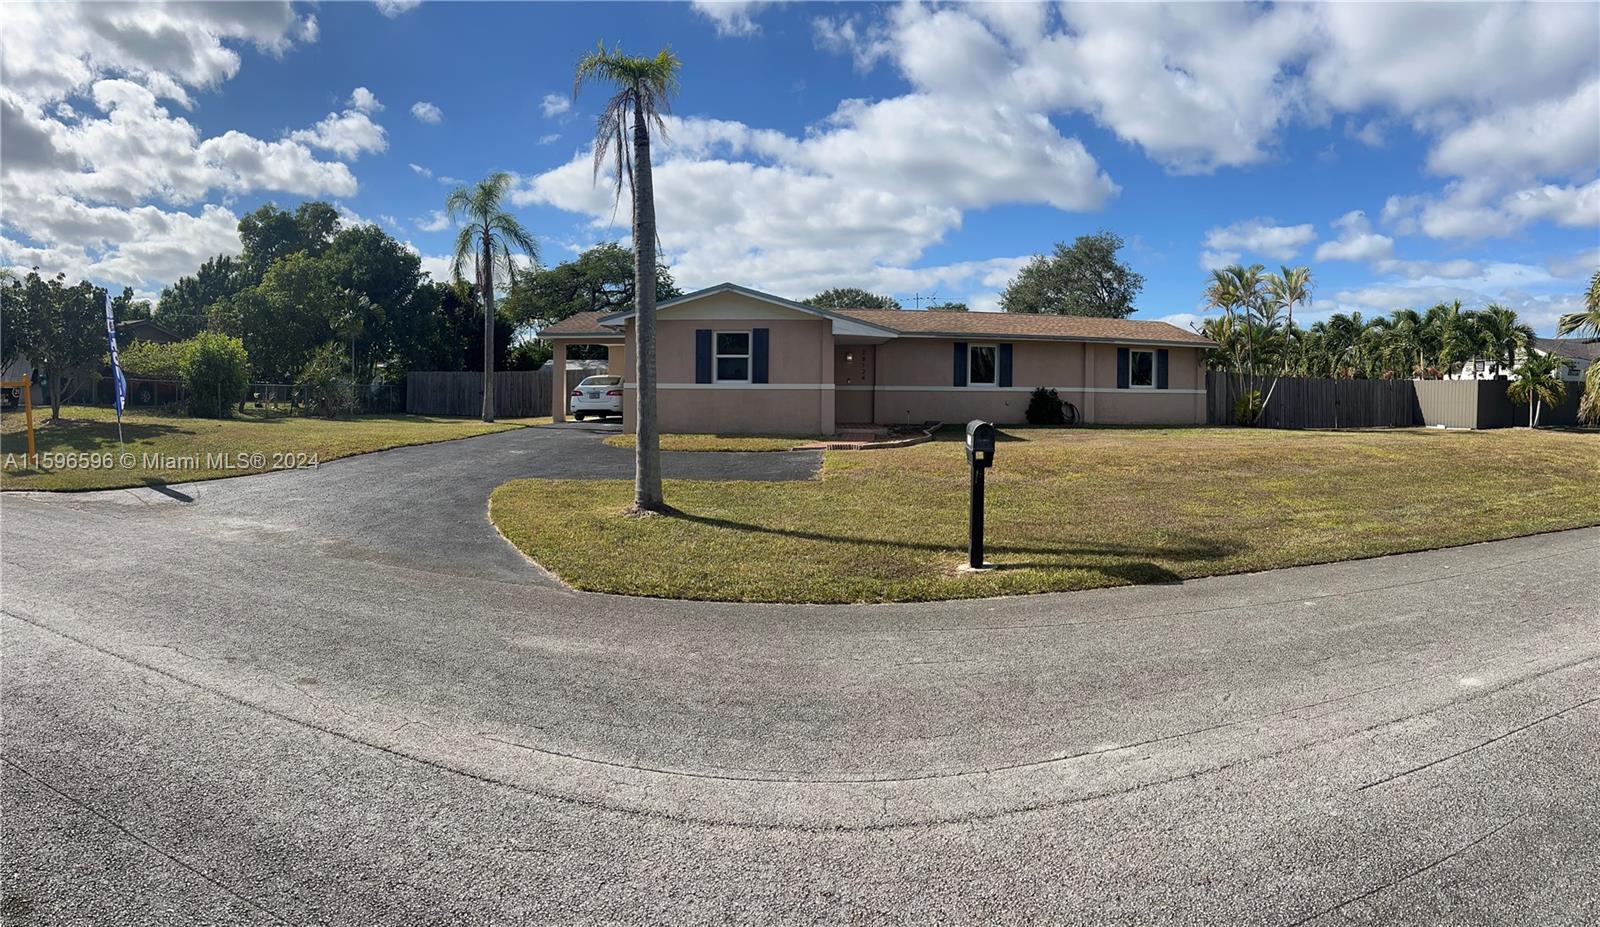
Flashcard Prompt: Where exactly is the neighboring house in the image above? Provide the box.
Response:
[1451,336,1596,382]
[539,283,1213,435]
[1530,336,1595,382]
[118,319,182,344]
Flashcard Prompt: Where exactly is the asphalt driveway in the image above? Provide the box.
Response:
[2,424,1597,925]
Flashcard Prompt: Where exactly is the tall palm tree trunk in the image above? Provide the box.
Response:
[480,230,496,422]
[631,94,664,510]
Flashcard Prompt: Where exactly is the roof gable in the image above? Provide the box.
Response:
[597,283,899,335]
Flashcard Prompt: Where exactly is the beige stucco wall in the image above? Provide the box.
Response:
[603,290,1208,432]
[620,303,836,435]
[860,339,1207,426]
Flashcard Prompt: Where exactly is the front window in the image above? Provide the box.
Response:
[969,344,997,386]
[715,331,751,382]
[1130,349,1155,388]
[579,376,622,387]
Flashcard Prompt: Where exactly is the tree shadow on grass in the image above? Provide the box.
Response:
[0,418,190,453]
[670,510,1238,566]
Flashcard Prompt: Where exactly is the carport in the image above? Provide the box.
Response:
[539,311,626,423]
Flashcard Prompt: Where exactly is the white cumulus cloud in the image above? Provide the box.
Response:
[410,101,442,124]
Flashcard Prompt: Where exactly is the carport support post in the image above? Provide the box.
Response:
[550,340,565,423]
[969,460,985,570]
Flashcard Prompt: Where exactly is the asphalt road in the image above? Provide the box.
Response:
[3,424,1597,925]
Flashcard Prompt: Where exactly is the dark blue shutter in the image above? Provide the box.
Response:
[998,343,1013,388]
[752,328,769,383]
[1116,347,1130,389]
[953,342,967,387]
[695,329,712,383]
[1156,349,1169,389]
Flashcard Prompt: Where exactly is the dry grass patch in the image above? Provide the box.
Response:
[491,426,1600,603]
[2,405,548,491]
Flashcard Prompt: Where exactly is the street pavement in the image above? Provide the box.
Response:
[2,424,1597,925]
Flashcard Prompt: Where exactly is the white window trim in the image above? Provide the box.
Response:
[1129,348,1157,390]
[967,343,998,387]
[713,329,752,384]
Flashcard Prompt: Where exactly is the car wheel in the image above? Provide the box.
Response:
[573,412,584,421]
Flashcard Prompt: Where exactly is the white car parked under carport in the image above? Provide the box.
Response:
[569,375,623,420]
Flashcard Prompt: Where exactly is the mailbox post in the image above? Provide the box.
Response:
[963,420,997,572]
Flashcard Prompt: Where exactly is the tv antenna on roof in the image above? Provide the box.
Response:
[910,291,939,309]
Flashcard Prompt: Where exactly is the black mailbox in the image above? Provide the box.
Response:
[962,420,997,571]
[965,419,996,467]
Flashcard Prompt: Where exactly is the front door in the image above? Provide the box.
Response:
[834,345,874,424]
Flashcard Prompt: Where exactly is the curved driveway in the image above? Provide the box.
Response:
[3,424,1597,925]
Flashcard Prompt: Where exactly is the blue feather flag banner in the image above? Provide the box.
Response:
[105,294,126,440]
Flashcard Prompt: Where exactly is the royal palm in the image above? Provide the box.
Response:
[574,42,682,513]
[446,172,539,422]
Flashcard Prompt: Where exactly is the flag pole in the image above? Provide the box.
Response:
[105,293,126,445]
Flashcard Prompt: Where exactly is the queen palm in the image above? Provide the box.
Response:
[574,42,682,513]
[1261,265,1311,418]
[446,172,539,422]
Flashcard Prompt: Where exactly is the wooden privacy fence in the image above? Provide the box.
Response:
[406,370,553,418]
[1206,372,1587,429]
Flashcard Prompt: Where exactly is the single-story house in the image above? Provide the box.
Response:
[539,283,1214,434]
[1450,335,1598,382]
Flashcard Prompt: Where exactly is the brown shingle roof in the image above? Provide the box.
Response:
[549,299,1212,347]
[539,311,625,338]
[832,309,1213,346]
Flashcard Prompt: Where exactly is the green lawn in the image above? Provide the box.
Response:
[602,433,818,452]
[491,426,1600,603]
[2,405,548,491]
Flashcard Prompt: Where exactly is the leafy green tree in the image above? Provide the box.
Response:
[181,332,250,418]
[1,272,106,419]
[502,241,681,327]
[925,301,969,312]
[111,286,153,322]
[1001,231,1144,318]
[575,41,682,514]
[156,254,244,337]
[118,340,188,379]
[230,252,341,382]
[238,202,340,279]
[446,171,540,422]
[802,288,900,310]
[296,342,356,418]
[323,223,422,379]
[506,340,553,371]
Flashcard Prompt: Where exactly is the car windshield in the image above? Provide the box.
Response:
[579,376,622,387]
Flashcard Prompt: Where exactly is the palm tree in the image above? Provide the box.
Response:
[1381,308,1427,378]
[574,42,682,513]
[1557,270,1600,340]
[1260,266,1311,419]
[1563,271,1600,427]
[1507,352,1568,427]
[446,171,539,422]
[333,288,371,380]
[1424,300,1480,377]
[1473,304,1534,379]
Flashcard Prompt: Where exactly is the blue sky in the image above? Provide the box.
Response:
[2,1,1596,333]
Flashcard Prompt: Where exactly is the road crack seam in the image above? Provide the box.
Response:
[1278,814,1520,926]
[1356,695,1599,792]
[1,757,301,925]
